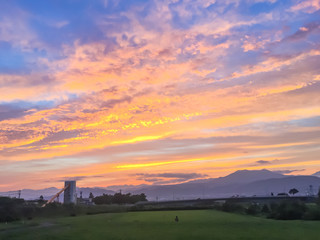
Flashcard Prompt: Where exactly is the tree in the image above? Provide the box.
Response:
[93,192,148,205]
[275,201,306,220]
[261,204,270,213]
[139,193,147,202]
[89,192,94,199]
[38,195,45,204]
[289,188,299,196]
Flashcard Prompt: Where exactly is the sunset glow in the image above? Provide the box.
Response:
[0,0,320,191]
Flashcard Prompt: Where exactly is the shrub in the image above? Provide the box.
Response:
[222,201,245,213]
[303,206,320,220]
[93,192,147,205]
[0,197,24,222]
[246,204,260,215]
[269,201,306,220]
[261,204,270,214]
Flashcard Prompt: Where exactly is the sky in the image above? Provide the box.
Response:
[0,0,320,191]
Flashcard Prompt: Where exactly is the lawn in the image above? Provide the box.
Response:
[0,210,319,240]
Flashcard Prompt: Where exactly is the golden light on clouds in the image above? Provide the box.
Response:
[0,0,320,191]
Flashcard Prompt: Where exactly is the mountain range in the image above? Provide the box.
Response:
[312,171,320,177]
[129,169,320,200]
[1,169,319,201]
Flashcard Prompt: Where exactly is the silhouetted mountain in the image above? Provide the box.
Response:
[202,176,320,197]
[2,169,319,201]
[312,171,320,177]
[236,176,320,195]
[0,187,58,200]
[127,170,320,200]
[218,169,284,184]
[0,187,115,201]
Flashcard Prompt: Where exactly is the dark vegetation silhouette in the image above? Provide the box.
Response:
[1,189,320,223]
[93,192,147,205]
[289,188,299,196]
[89,192,94,199]
[0,196,138,222]
[219,200,320,220]
[0,197,26,222]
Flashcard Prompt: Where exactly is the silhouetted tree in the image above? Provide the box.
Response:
[89,192,94,199]
[139,193,147,202]
[246,204,260,215]
[269,201,306,220]
[92,192,148,205]
[38,195,45,205]
[289,188,299,196]
[261,204,270,213]
[0,197,25,222]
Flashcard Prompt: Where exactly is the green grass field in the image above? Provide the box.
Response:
[1,210,319,240]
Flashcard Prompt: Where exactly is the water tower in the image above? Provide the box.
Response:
[64,181,77,204]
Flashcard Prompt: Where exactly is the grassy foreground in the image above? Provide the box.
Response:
[0,210,319,240]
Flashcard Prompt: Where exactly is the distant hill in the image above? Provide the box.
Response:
[0,187,115,201]
[238,176,320,195]
[127,170,320,200]
[312,171,320,177]
[0,187,59,200]
[1,169,319,201]
[216,169,284,184]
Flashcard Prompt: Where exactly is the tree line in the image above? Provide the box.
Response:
[92,192,147,205]
[220,192,320,220]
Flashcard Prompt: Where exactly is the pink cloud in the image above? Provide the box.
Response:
[290,0,320,13]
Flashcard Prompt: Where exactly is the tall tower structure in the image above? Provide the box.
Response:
[64,181,77,204]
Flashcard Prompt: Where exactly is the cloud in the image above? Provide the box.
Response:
[1,0,320,191]
[273,169,305,174]
[134,172,208,184]
[283,21,320,42]
[100,95,132,109]
[290,0,320,13]
[255,160,272,165]
[57,175,104,182]
[0,104,29,121]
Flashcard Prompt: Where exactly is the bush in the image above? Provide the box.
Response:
[21,205,36,220]
[222,201,245,213]
[269,201,306,220]
[246,204,260,215]
[303,206,320,220]
[261,204,270,214]
[0,197,24,222]
[93,193,147,205]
